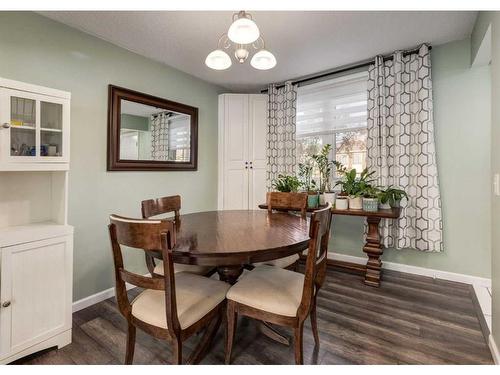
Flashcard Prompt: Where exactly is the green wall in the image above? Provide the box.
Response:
[330,37,492,279]
[0,12,224,301]
[121,114,149,132]
[472,11,499,360]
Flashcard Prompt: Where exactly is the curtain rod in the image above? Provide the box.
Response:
[260,44,432,93]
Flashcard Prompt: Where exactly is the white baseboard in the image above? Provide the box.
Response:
[489,334,500,365]
[328,252,492,288]
[72,280,138,313]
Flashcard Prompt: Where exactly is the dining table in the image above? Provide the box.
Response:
[151,209,311,346]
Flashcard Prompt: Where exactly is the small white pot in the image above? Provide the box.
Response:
[319,193,325,205]
[335,197,349,210]
[379,202,391,210]
[323,192,336,205]
[348,196,363,210]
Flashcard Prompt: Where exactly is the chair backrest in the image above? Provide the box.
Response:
[298,203,332,319]
[108,214,182,333]
[141,195,181,221]
[266,192,308,218]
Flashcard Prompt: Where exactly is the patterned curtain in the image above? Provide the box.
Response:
[366,44,443,252]
[151,112,170,160]
[266,81,298,189]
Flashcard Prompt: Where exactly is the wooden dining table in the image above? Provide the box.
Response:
[151,209,311,346]
[154,209,311,284]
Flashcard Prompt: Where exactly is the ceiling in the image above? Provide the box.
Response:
[40,11,477,92]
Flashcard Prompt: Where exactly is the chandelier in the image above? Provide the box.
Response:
[205,11,277,71]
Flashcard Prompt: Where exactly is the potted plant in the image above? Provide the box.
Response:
[334,165,376,210]
[311,144,336,205]
[272,174,302,193]
[362,186,380,212]
[378,187,408,209]
[298,162,319,208]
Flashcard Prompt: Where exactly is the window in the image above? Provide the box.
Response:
[296,71,368,186]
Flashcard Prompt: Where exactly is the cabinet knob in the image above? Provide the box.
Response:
[2,301,11,308]
[1,123,10,129]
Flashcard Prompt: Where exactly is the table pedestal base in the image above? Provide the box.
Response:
[363,216,384,287]
[216,266,244,285]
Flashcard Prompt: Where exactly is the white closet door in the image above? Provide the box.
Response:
[248,94,268,209]
[220,95,249,210]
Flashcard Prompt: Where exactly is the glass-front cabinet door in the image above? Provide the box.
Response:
[1,87,69,165]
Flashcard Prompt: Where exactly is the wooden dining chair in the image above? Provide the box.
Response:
[141,195,215,277]
[108,214,230,364]
[257,191,308,270]
[225,203,332,365]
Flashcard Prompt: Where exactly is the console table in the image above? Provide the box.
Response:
[330,207,401,287]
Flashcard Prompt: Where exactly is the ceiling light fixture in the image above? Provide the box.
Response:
[206,11,276,71]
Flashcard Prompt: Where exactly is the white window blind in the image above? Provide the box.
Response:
[296,71,368,180]
[168,115,191,161]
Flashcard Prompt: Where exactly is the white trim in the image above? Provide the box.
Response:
[328,252,492,288]
[489,334,500,365]
[0,77,71,99]
[72,278,142,313]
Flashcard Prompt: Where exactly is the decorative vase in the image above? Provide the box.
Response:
[323,192,336,205]
[335,197,348,210]
[307,193,319,209]
[348,196,362,210]
[379,202,391,210]
[362,198,379,212]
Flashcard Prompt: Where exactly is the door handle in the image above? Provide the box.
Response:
[2,301,11,308]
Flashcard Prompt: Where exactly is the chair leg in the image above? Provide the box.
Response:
[225,300,237,364]
[171,338,182,365]
[310,297,320,347]
[294,322,304,365]
[125,322,136,365]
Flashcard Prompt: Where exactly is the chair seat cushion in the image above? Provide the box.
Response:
[255,254,300,269]
[226,265,304,317]
[153,260,213,276]
[131,272,230,330]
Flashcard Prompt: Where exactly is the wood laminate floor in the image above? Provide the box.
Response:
[14,267,494,365]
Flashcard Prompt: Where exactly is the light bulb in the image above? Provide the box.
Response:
[234,47,249,63]
[228,16,260,45]
[205,49,232,70]
[250,49,277,70]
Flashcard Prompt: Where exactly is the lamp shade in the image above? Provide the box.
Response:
[205,49,232,70]
[228,17,260,45]
[250,50,277,70]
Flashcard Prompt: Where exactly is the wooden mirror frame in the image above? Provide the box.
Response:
[107,85,198,171]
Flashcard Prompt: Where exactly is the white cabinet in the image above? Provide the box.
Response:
[0,78,73,364]
[0,78,70,171]
[218,94,267,210]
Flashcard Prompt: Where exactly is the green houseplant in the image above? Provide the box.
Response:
[311,144,336,205]
[333,164,376,210]
[362,185,380,212]
[298,162,319,208]
[378,187,408,209]
[272,174,302,193]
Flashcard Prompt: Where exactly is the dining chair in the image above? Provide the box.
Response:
[257,191,308,270]
[108,214,230,364]
[225,203,332,365]
[141,195,215,277]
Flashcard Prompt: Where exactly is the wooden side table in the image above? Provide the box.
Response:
[330,207,401,287]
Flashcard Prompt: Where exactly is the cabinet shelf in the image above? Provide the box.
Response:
[41,128,62,133]
[0,221,73,248]
[10,125,35,131]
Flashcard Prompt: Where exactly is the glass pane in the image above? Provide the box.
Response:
[41,101,63,130]
[11,97,36,128]
[11,128,36,156]
[335,129,367,174]
[41,130,63,157]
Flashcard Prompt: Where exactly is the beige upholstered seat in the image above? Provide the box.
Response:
[153,260,213,276]
[226,265,304,317]
[256,254,300,269]
[132,272,230,330]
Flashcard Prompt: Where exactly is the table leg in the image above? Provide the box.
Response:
[363,216,384,287]
[217,265,244,285]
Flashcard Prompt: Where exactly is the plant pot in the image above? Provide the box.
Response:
[348,196,362,210]
[379,202,391,210]
[335,197,348,210]
[307,193,319,209]
[390,200,401,208]
[323,192,336,205]
[362,198,379,212]
[319,193,325,205]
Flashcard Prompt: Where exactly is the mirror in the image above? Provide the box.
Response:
[107,85,198,171]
